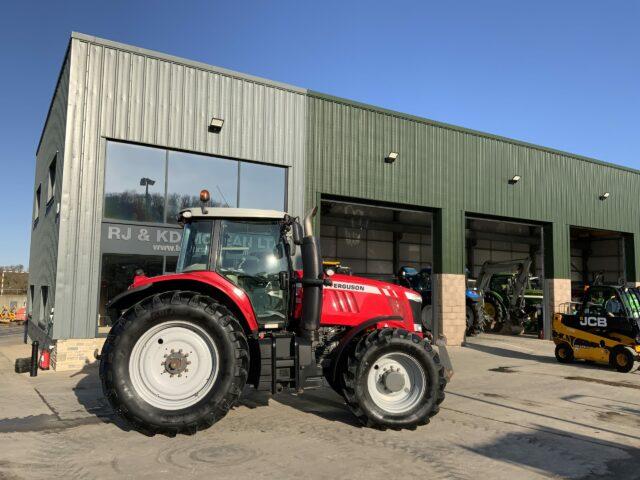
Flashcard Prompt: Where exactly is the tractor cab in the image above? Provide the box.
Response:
[568,285,640,337]
[177,207,295,329]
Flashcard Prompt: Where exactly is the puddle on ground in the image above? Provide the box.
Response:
[596,411,640,428]
[489,366,517,373]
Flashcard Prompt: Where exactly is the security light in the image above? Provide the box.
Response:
[385,152,399,164]
[599,192,610,201]
[209,117,224,133]
[508,175,521,185]
[139,177,155,187]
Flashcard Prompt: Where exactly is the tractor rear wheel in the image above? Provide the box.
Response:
[483,296,506,333]
[100,291,249,436]
[465,305,475,335]
[342,328,446,430]
[466,302,485,336]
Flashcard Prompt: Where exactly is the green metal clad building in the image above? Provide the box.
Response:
[30,33,640,369]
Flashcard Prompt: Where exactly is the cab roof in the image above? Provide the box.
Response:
[179,207,288,221]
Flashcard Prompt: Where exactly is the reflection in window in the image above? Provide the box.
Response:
[98,254,163,331]
[165,256,178,273]
[104,142,166,222]
[239,162,286,210]
[177,221,213,272]
[166,151,238,222]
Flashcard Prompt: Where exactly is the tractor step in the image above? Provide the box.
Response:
[255,333,323,394]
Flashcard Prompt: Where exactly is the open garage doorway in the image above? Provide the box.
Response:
[466,216,545,337]
[320,198,432,282]
[570,227,630,299]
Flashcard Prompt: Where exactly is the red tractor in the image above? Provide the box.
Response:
[100,194,449,435]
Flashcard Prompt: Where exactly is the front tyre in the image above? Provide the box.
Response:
[555,342,574,364]
[100,291,249,436]
[610,347,635,373]
[342,328,446,430]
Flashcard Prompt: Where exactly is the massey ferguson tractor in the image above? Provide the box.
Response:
[100,191,449,435]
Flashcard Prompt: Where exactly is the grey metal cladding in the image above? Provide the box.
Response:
[54,34,307,339]
[28,52,70,338]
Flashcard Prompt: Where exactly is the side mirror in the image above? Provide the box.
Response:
[292,222,303,245]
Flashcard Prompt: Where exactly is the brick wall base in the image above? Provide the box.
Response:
[546,278,572,316]
[432,273,466,346]
[51,337,106,372]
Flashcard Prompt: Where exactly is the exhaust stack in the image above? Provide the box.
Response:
[300,207,322,339]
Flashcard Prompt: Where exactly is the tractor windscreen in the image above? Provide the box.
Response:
[177,220,213,272]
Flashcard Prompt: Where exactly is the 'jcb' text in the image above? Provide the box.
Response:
[579,317,607,327]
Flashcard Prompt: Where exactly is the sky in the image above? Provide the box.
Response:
[0,0,638,267]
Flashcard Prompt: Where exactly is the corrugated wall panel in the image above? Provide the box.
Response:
[53,35,306,339]
[307,94,640,275]
[29,51,71,341]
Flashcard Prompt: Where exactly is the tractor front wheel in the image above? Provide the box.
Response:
[342,328,446,430]
[100,291,249,435]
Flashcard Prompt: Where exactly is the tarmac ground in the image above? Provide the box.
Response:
[1,328,639,480]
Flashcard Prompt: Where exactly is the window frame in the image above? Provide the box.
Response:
[33,184,42,226]
[39,285,48,328]
[46,154,57,206]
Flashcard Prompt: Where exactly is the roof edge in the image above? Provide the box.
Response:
[36,39,71,157]
[71,32,307,94]
[308,90,640,177]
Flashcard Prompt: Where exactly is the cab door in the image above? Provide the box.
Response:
[215,220,290,327]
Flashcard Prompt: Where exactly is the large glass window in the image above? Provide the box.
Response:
[239,162,286,210]
[104,142,166,223]
[98,254,164,331]
[167,151,238,222]
[104,141,288,224]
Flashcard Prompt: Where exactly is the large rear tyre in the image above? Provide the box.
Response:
[466,302,485,336]
[483,296,507,333]
[342,328,446,430]
[100,291,249,436]
[555,342,574,364]
[610,347,635,373]
[465,305,475,336]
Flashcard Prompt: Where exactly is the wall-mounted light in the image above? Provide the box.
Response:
[508,175,521,185]
[208,117,224,133]
[599,192,610,201]
[385,152,399,164]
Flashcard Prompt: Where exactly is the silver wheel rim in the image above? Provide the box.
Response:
[367,352,427,414]
[129,321,219,410]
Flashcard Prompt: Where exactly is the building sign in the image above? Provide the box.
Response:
[101,223,182,256]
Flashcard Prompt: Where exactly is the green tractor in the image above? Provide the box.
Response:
[477,259,543,335]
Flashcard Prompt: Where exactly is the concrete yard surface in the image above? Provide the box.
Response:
[1,330,639,480]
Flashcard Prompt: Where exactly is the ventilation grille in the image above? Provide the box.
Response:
[326,290,360,313]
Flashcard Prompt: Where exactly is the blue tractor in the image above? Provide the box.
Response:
[397,266,486,336]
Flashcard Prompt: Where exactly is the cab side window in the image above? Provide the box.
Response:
[583,287,622,317]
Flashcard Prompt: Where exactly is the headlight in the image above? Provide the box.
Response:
[404,291,422,303]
